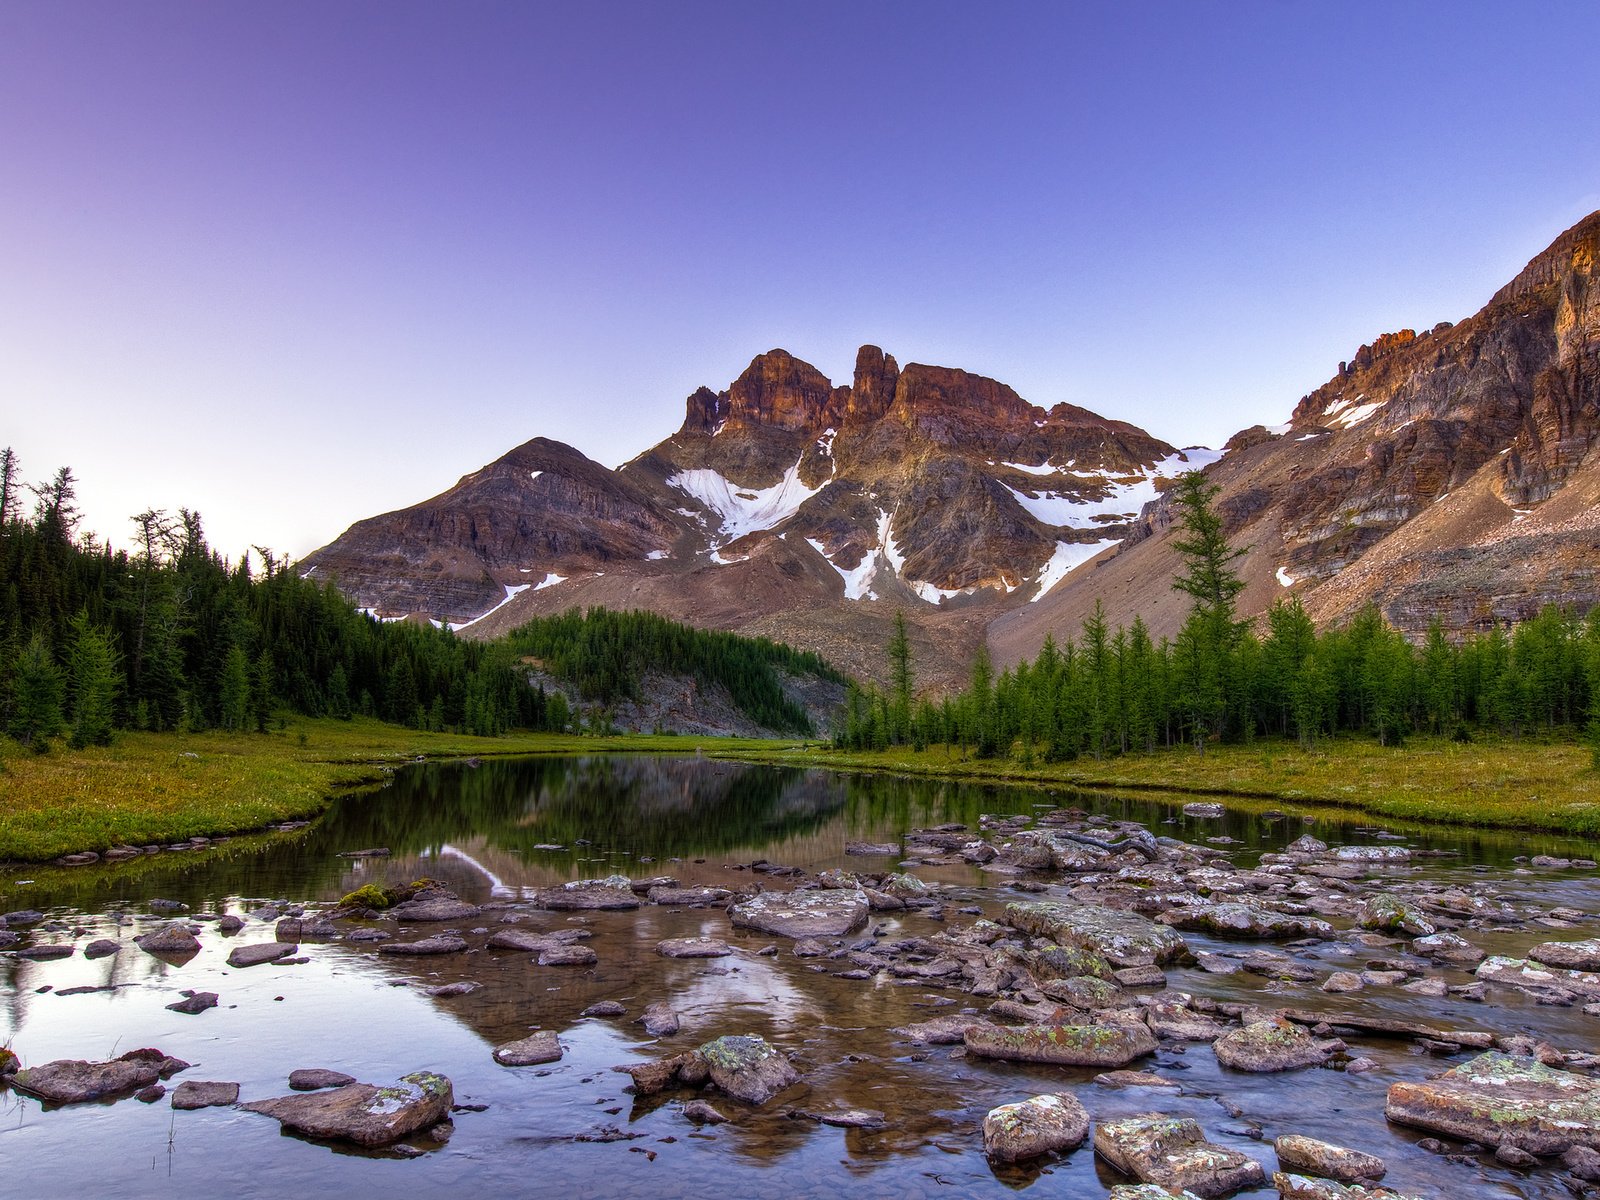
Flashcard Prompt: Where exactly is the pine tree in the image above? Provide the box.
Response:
[11,631,64,749]
[219,643,252,732]
[887,610,913,744]
[66,612,118,747]
[1168,471,1247,749]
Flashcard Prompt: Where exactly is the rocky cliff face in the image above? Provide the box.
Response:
[994,209,1600,662]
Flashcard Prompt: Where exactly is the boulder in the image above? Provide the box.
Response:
[983,1093,1090,1162]
[1214,1019,1339,1072]
[1411,932,1485,966]
[1475,955,1600,999]
[656,937,731,959]
[493,1030,563,1066]
[1528,937,1600,972]
[1273,1134,1386,1183]
[638,1001,681,1037]
[647,886,733,907]
[226,942,299,968]
[170,1080,240,1110]
[964,1022,1157,1068]
[1356,894,1435,936]
[12,1055,165,1104]
[1094,1113,1266,1197]
[533,876,640,911]
[1005,901,1185,967]
[133,922,200,959]
[697,1035,799,1105]
[728,889,868,939]
[1385,1051,1600,1153]
[1273,1174,1422,1200]
[241,1071,453,1147]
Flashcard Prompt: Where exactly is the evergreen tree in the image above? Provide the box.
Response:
[219,643,252,732]
[887,610,914,744]
[1168,471,1247,748]
[10,631,64,748]
[66,612,118,747]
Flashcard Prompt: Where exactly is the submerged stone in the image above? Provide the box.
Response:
[493,1030,563,1066]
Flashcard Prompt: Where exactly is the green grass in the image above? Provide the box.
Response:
[3,719,1595,862]
[0,718,803,862]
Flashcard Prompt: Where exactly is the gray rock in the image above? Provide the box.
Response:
[3,910,45,926]
[1476,955,1600,999]
[242,1071,453,1147]
[1273,1133,1386,1182]
[171,1080,240,1110]
[18,944,74,961]
[493,1030,563,1066]
[891,1013,993,1044]
[1214,1019,1339,1072]
[646,886,733,907]
[537,944,597,966]
[983,1093,1091,1162]
[1412,932,1486,966]
[134,921,201,958]
[638,1001,681,1037]
[1094,1112,1265,1196]
[275,916,339,942]
[1273,1174,1423,1200]
[165,991,219,1015]
[964,1021,1157,1068]
[1356,894,1435,936]
[1386,1051,1600,1153]
[289,1069,357,1091]
[226,942,299,968]
[387,898,482,922]
[1095,1070,1180,1090]
[1160,903,1332,940]
[1333,846,1411,863]
[1528,937,1600,972]
[83,938,122,959]
[581,1001,626,1018]
[533,875,640,911]
[845,841,899,856]
[697,1035,799,1105]
[656,937,731,959]
[728,889,869,939]
[377,934,468,957]
[683,1098,728,1124]
[12,1055,163,1104]
[1004,901,1185,967]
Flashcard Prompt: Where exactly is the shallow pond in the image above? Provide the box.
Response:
[3,755,1598,1199]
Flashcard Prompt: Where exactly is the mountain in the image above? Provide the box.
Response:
[306,210,1600,688]
[992,209,1600,664]
[303,345,1206,688]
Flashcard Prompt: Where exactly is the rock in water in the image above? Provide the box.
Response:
[1272,1134,1386,1183]
[727,890,868,939]
[1356,894,1436,936]
[697,1035,799,1105]
[1213,1019,1339,1072]
[1272,1174,1424,1200]
[387,898,482,922]
[289,1069,356,1091]
[241,1072,454,1147]
[165,991,220,1015]
[1385,1050,1600,1154]
[226,942,299,968]
[638,1001,681,1037]
[377,934,468,957]
[1093,1113,1265,1197]
[655,937,731,958]
[170,1080,240,1110]
[533,875,640,911]
[983,1093,1091,1162]
[1528,937,1600,971]
[1004,901,1185,967]
[964,1022,1157,1068]
[133,922,201,959]
[12,1056,164,1104]
[493,1030,563,1066]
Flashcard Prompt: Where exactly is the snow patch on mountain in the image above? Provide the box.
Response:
[1033,539,1119,600]
[455,582,532,630]
[1002,449,1220,528]
[667,458,823,545]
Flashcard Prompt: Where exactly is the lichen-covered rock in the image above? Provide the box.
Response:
[1527,937,1600,972]
[983,1093,1090,1162]
[493,1030,563,1066]
[1356,894,1435,936]
[1411,932,1486,966]
[1005,901,1185,967]
[1273,1134,1386,1183]
[1159,903,1332,940]
[964,1021,1157,1068]
[241,1071,453,1147]
[728,889,868,939]
[1214,1019,1339,1072]
[1041,975,1124,1010]
[1030,944,1118,982]
[697,1035,799,1105]
[1273,1173,1423,1200]
[1094,1112,1266,1197]
[533,875,641,911]
[1476,955,1600,999]
[1386,1051,1600,1153]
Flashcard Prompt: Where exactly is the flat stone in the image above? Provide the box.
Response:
[3,910,45,925]
[1385,1050,1600,1154]
[984,1093,1091,1162]
[537,944,597,966]
[845,842,900,856]
[289,1069,357,1090]
[12,1055,163,1104]
[387,898,482,922]
[134,922,200,958]
[964,1022,1158,1068]
[1094,1112,1265,1197]
[1321,972,1364,994]
[1333,846,1411,864]
[165,991,219,1015]
[1476,955,1600,999]
[647,886,733,907]
[377,934,468,957]
[1095,1069,1180,1090]
[891,1014,993,1044]
[1273,1134,1386,1183]
[241,1071,454,1147]
[1528,937,1600,972]
[581,1001,626,1018]
[171,1080,239,1110]
[815,1108,887,1129]
[486,928,564,953]
[493,1030,563,1066]
[656,937,731,959]
[17,944,74,961]
[533,875,640,911]
[275,916,339,942]
[728,889,869,939]
[697,1035,799,1105]
[1110,1188,1207,1200]
[425,981,479,997]
[1214,1019,1339,1072]
[227,942,299,968]
[1412,932,1486,966]
[1160,904,1332,940]
[1005,901,1185,967]
[1273,1173,1423,1200]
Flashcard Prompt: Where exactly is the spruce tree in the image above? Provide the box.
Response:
[887,611,913,744]
[11,631,64,749]
[66,612,118,747]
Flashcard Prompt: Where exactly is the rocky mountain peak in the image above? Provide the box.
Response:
[848,344,899,422]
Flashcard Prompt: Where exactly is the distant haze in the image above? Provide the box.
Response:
[2,2,1597,560]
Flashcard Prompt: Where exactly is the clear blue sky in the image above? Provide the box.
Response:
[3,1,1596,559]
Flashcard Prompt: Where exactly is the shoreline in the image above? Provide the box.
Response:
[1,720,1595,865]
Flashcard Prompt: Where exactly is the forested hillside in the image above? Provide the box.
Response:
[0,452,840,746]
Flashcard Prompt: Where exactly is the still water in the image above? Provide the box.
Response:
[2,756,1597,1199]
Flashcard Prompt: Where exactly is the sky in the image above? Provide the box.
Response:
[2,2,1598,561]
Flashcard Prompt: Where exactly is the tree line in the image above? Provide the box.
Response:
[836,472,1600,759]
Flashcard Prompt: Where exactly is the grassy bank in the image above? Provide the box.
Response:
[3,720,1595,862]
[782,735,1600,840]
[0,718,801,863]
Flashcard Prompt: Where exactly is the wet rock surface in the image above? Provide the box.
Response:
[1093,1112,1266,1196]
[241,1071,454,1146]
[1385,1051,1600,1153]
[727,889,869,938]
[983,1092,1090,1162]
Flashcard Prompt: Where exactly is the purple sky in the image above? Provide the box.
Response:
[3,2,1597,559]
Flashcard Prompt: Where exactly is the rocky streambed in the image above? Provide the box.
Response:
[2,757,1599,1199]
